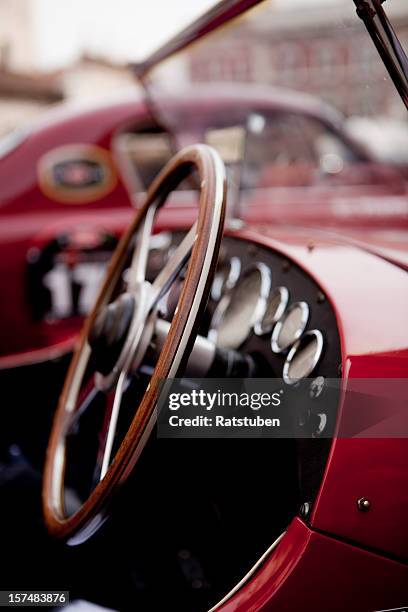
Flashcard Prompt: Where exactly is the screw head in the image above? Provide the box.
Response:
[357,497,371,512]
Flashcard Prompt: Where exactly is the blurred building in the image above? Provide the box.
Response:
[0,67,64,135]
[0,0,137,136]
[62,54,137,102]
[0,0,407,136]
[189,0,408,118]
[0,0,32,71]
[0,0,62,134]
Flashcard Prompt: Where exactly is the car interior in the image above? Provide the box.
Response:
[0,0,407,610]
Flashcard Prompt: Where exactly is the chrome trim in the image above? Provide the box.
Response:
[313,413,327,437]
[207,531,286,612]
[271,301,309,354]
[254,286,289,336]
[282,329,324,386]
[0,128,28,160]
[211,256,241,301]
[208,293,230,344]
[209,262,271,348]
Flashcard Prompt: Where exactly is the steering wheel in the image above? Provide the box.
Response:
[43,144,226,544]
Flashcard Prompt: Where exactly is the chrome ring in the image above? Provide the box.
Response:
[254,286,289,336]
[282,329,324,385]
[209,262,271,348]
[211,256,241,301]
[271,301,309,353]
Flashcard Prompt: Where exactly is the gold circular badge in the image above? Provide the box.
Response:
[37,144,118,204]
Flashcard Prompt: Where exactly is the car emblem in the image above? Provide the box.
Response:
[37,144,118,204]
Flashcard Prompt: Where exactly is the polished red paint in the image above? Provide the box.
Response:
[229,224,408,563]
[1,91,407,360]
[0,98,143,358]
[1,80,407,610]
[217,518,408,611]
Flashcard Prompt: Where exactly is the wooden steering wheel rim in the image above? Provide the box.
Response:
[43,144,226,543]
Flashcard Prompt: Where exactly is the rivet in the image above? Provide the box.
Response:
[357,497,371,512]
[282,260,291,272]
[317,291,325,303]
[307,241,315,252]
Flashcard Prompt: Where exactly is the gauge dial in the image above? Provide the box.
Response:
[209,263,271,349]
[254,286,289,336]
[271,301,309,353]
[283,330,324,385]
[211,256,241,301]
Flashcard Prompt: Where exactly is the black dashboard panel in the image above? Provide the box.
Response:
[151,231,342,508]
[210,235,342,381]
[215,235,342,504]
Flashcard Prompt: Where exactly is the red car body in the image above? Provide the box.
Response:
[1,89,407,364]
[1,0,408,609]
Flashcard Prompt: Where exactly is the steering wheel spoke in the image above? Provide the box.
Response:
[98,370,129,480]
[148,221,197,313]
[126,205,157,293]
[66,377,100,436]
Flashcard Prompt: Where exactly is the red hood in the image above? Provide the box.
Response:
[246,222,408,272]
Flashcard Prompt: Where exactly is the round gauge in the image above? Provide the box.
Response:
[209,263,271,349]
[271,301,309,353]
[211,256,241,301]
[283,330,324,385]
[254,286,289,336]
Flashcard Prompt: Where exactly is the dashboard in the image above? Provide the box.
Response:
[147,231,342,503]
[28,227,342,503]
[28,228,342,437]
[18,228,344,601]
[208,235,341,385]
[149,231,341,387]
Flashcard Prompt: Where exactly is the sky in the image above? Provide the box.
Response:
[32,0,220,69]
[31,0,336,70]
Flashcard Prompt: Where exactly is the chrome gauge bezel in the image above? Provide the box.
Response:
[271,301,309,353]
[283,329,324,385]
[209,262,271,349]
[254,286,289,336]
[208,293,230,343]
[211,256,241,301]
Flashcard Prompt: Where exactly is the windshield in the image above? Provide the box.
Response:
[129,0,407,211]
